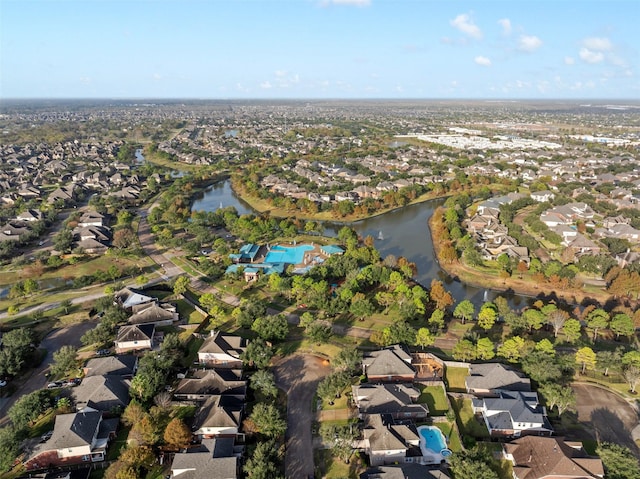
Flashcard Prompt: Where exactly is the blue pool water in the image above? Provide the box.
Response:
[418,426,447,453]
[264,244,314,264]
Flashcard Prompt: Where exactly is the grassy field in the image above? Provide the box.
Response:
[314,448,363,479]
[434,421,463,452]
[175,298,206,324]
[450,396,490,439]
[417,385,450,415]
[444,366,469,392]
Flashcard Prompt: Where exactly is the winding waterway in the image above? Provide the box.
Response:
[191,180,531,308]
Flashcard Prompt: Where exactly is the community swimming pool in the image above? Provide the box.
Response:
[264,244,315,265]
[417,425,451,459]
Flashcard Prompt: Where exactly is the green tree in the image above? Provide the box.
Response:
[306,321,332,345]
[415,328,434,350]
[477,302,498,331]
[522,351,563,383]
[332,348,362,374]
[250,403,287,438]
[428,309,445,332]
[319,422,357,463]
[597,348,622,376]
[53,227,74,253]
[610,313,635,341]
[561,318,582,344]
[596,442,640,479]
[452,339,476,362]
[241,339,274,369]
[540,383,576,415]
[0,426,20,473]
[172,275,190,296]
[476,337,495,360]
[244,440,284,479]
[575,346,597,374]
[250,369,278,399]
[349,297,375,321]
[535,338,556,356]
[522,308,545,333]
[449,447,499,479]
[8,390,51,429]
[497,336,526,363]
[50,345,79,377]
[453,300,475,324]
[251,315,289,342]
[586,308,609,342]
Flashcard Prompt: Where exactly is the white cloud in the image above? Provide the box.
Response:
[153,73,162,80]
[474,56,491,66]
[518,35,542,52]
[79,76,91,84]
[564,56,575,65]
[498,18,512,35]
[275,70,287,77]
[260,81,272,89]
[579,48,604,64]
[320,0,371,6]
[583,37,612,51]
[450,13,482,40]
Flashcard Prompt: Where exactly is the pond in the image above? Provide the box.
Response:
[192,180,531,307]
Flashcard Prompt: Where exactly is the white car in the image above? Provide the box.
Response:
[0,380,6,387]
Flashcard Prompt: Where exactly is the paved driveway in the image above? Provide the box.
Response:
[0,320,97,423]
[273,354,331,479]
[572,383,640,455]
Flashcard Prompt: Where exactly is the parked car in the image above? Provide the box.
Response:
[0,380,6,387]
[40,431,53,442]
[47,381,62,389]
[96,349,111,357]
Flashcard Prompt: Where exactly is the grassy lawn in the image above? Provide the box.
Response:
[434,421,463,452]
[182,336,204,367]
[277,338,344,359]
[107,424,130,460]
[175,298,206,324]
[417,385,449,415]
[314,448,362,479]
[444,366,469,392]
[450,396,490,439]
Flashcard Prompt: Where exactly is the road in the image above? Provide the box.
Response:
[0,320,97,422]
[273,354,331,479]
[572,382,640,455]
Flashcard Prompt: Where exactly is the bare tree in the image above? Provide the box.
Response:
[547,309,569,338]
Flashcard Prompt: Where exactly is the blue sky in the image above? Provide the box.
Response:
[1,0,638,99]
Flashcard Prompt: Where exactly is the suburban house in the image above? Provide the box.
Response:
[83,355,138,378]
[474,390,552,438]
[24,410,118,470]
[352,384,428,420]
[362,344,416,383]
[191,395,244,439]
[114,324,155,354]
[197,331,247,368]
[358,414,420,466]
[465,363,531,397]
[171,437,240,479]
[71,375,131,412]
[127,301,179,326]
[361,464,450,479]
[503,436,604,479]
[115,287,157,311]
[173,369,246,401]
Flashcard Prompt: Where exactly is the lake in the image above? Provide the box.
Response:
[191,180,531,308]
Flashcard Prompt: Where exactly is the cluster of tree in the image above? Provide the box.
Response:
[0,327,38,378]
[81,297,128,347]
[316,348,362,407]
[129,333,184,403]
[0,389,59,472]
[243,367,287,477]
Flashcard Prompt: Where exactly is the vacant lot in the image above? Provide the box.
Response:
[572,383,640,455]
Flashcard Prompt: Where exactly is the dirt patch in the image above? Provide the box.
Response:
[572,383,640,455]
[273,354,331,479]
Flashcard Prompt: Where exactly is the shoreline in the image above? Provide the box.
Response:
[427,208,612,307]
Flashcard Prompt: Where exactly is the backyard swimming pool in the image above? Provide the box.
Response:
[417,425,451,459]
[264,244,315,265]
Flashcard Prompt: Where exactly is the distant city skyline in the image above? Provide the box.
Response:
[1,0,638,100]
